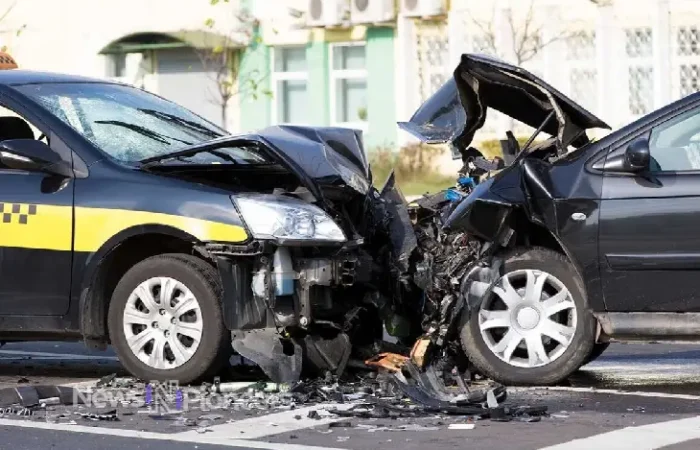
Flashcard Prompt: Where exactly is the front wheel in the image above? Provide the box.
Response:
[460,247,596,386]
[108,254,229,384]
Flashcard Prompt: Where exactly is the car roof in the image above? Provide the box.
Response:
[0,69,120,86]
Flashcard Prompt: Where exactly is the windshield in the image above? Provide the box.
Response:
[13,82,228,162]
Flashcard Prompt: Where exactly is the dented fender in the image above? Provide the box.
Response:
[443,158,561,244]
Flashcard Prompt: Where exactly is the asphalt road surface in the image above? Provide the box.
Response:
[2,342,700,449]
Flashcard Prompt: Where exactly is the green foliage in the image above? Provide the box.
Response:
[476,136,540,159]
[368,144,454,195]
[357,106,368,121]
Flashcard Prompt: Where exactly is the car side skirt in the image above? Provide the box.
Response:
[595,312,700,341]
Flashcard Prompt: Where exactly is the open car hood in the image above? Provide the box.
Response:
[398,53,610,151]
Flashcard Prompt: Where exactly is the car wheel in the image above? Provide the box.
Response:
[108,253,229,384]
[460,247,596,386]
[583,342,610,365]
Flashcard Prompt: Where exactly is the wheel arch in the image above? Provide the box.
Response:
[78,224,212,341]
[511,212,585,292]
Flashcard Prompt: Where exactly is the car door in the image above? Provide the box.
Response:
[0,107,74,316]
[599,104,700,312]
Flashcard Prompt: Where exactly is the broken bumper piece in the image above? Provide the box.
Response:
[231,329,302,383]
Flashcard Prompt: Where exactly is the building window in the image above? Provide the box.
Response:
[626,27,654,117]
[330,43,368,128]
[418,23,449,102]
[565,30,598,114]
[106,54,126,78]
[676,27,700,99]
[272,46,308,124]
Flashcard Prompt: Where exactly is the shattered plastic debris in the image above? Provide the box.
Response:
[173,416,197,427]
[365,353,409,373]
[32,355,547,431]
[77,410,119,421]
[359,424,441,432]
[96,373,117,388]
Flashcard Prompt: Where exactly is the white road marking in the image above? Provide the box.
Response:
[179,403,355,440]
[0,417,344,450]
[0,350,118,361]
[538,415,700,450]
[516,386,700,401]
[586,363,696,371]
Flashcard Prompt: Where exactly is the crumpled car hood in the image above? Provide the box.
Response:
[398,53,610,151]
[162,125,373,208]
[254,125,371,196]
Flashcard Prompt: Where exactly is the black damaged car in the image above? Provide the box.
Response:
[1,52,698,386]
[0,63,421,383]
[399,53,700,386]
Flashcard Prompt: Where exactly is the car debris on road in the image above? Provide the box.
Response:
[0,364,550,433]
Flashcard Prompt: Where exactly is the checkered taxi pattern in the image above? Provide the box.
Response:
[0,203,37,224]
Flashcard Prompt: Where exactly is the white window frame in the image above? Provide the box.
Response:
[270,46,309,125]
[624,26,655,119]
[329,41,368,132]
[564,29,599,115]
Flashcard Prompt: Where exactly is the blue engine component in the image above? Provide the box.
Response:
[445,189,466,202]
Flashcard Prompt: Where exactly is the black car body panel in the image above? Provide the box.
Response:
[398,54,610,151]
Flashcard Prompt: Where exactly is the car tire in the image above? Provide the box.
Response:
[583,342,610,365]
[460,247,596,386]
[108,253,229,384]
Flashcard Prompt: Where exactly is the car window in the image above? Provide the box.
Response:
[11,82,263,164]
[649,107,700,171]
[0,104,52,171]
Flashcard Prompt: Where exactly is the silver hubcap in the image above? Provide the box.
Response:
[479,269,577,368]
[122,277,203,370]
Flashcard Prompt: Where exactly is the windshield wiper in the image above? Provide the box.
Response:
[139,144,218,167]
[94,120,193,146]
[137,108,224,139]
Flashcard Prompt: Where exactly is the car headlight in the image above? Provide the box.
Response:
[233,194,346,243]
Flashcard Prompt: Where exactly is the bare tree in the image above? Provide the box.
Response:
[196,0,270,129]
[466,0,582,66]
[0,1,26,53]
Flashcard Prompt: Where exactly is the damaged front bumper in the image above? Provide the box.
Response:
[207,241,375,382]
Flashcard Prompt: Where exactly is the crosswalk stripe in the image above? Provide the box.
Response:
[0,417,345,450]
[539,415,700,450]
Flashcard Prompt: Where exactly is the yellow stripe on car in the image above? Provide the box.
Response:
[0,203,72,251]
[0,203,248,252]
[74,207,248,252]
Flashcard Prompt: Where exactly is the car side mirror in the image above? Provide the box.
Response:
[595,138,651,173]
[623,138,651,172]
[0,139,73,178]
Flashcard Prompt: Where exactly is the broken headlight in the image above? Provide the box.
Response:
[233,194,346,243]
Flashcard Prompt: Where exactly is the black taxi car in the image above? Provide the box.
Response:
[0,52,420,384]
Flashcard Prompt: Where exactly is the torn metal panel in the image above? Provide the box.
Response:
[301,332,352,376]
[399,53,610,153]
[231,329,302,383]
[0,385,80,408]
